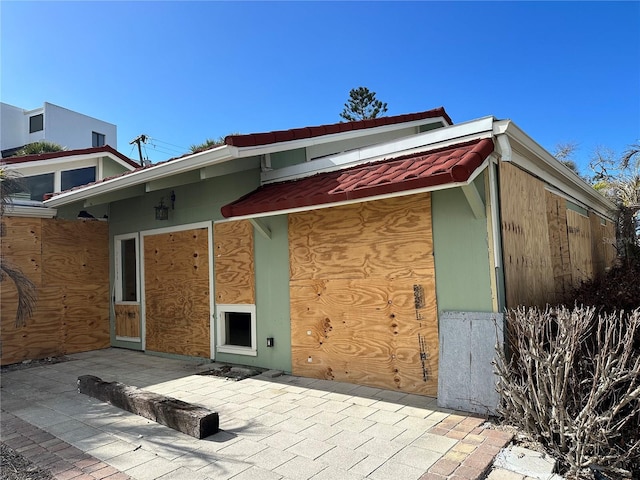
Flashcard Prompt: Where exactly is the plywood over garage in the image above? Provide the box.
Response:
[144,227,210,358]
[289,193,438,396]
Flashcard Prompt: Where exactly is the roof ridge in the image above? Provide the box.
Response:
[224,107,452,148]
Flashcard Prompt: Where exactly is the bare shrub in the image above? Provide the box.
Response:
[495,306,640,478]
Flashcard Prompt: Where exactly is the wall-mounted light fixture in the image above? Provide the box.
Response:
[266,337,274,348]
[155,198,169,220]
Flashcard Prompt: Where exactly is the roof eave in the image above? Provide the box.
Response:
[234,116,451,157]
[495,120,617,218]
[44,145,236,207]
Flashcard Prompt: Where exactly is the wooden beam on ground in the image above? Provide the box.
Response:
[78,375,219,438]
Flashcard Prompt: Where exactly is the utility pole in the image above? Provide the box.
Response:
[129,134,148,166]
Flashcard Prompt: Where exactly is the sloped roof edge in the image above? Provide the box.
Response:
[221,138,494,218]
[224,107,452,148]
[1,145,140,169]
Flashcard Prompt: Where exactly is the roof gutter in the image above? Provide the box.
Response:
[493,120,617,219]
[5,204,57,218]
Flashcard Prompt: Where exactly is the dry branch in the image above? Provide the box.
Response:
[495,306,640,478]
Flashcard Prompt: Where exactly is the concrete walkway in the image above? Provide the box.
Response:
[0,348,513,480]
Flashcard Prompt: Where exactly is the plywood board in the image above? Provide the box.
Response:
[602,221,617,269]
[214,220,255,305]
[566,210,593,285]
[499,162,555,307]
[545,191,572,298]
[1,285,66,364]
[0,217,43,286]
[144,228,210,358]
[289,194,438,396]
[61,284,110,353]
[42,220,109,285]
[291,278,438,395]
[115,304,141,338]
[1,218,109,365]
[289,194,434,281]
[589,212,606,278]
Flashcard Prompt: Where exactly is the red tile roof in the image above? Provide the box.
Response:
[224,107,452,148]
[0,145,140,169]
[221,138,494,218]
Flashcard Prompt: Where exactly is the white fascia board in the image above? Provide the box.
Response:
[226,160,489,222]
[44,145,236,207]
[496,121,617,218]
[3,152,132,171]
[5,204,57,218]
[234,116,451,158]
[261,117,495,184]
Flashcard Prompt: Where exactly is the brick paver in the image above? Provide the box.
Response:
[1,349,515,480]
[0,410,131,480]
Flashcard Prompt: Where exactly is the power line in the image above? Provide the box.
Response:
[148,137,189,152]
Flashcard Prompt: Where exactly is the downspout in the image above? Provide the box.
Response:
[488,156,506,312]
[491,133,511,312]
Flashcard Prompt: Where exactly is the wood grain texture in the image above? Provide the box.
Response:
[589,212,606,278]
[0,217,43,286]
[291,278,438,395]
[566,210,593,285]
[602,221,617,269]
[545,191,573,298]
[289,194,434,281]
[1,218,109,365]
[42,220,109,284]
[144,228,210,358]
[289,194,438,396]
[499,162,555,307]
[115,304,141,338]
[214,220,255,305]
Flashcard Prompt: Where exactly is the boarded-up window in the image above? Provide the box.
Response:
[214,220,256,356]
[289,193,439,396]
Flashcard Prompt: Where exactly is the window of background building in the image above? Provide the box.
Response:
[61,166,96,191]
[92,131,105,147]
[29,114,43,133]
[24,173,54,201]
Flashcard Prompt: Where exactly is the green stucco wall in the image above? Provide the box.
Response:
[106,169,292,372]
[432,178,493,313]
[215,215,291,372]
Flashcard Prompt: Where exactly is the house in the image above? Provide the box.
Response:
[2,107,617,412]
[0,145,140,208]
[1,101,117,158]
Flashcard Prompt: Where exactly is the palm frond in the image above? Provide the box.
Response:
[0,261,37,328]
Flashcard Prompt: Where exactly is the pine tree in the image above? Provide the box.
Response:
[340,87,388,122]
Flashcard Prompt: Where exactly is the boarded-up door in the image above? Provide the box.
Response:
[290,193,439,396]
[143,227,210,357]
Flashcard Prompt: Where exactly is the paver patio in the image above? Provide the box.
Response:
[0,348,512,479]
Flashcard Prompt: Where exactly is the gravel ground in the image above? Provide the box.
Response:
[0,443,52,480]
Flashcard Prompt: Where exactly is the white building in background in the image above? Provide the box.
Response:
[0,102,117,157]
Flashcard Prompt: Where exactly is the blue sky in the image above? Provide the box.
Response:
[2,1,639,171]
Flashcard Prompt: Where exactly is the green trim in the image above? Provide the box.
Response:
[566,200,589,217]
